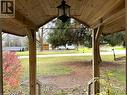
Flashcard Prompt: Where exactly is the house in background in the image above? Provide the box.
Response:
[3,47,26,52]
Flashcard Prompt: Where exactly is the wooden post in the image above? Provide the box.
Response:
[92,26,102,94]
[125,0,127,94]
[27,29,37,95]
[0,19,3,95]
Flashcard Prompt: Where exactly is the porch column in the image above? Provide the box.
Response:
[27,29,37,95]
[92,26,102,94]
[125,0,127,94]
[0,19,3,95]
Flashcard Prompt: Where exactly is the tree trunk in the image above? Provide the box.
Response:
[40,28,44,51]
[37,28,44,51]
[93,25,103,94]
[96,36,102,63]
[93,28,100,94]
[40,37,43,51]
[76,43,78,51]
[76,41,80,51]
[95,26,103,63]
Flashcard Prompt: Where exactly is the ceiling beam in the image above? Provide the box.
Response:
[2,30,26,36]
[91,8,125,29]
[102,16,125,34]
[89,0,123,25]
[37,16,57,28]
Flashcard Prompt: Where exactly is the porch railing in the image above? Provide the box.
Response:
[21,79,42,95]
[36,80,42,95]
[87,78,98,95]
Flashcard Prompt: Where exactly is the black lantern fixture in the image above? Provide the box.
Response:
[57,0,70,23]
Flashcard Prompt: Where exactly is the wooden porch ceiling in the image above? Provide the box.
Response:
[2,0,125,36]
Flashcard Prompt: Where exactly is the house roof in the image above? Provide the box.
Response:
[2,0,125,36]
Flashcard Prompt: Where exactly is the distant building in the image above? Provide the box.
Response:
[42,44,49,50]
[3,47,26,52]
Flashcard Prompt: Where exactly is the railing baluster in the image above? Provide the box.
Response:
[37,80,42,95]
[87,78,96,95]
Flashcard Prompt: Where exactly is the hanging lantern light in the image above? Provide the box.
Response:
[57,0,70,23]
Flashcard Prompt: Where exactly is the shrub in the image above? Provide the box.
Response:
[3,52,23,94]
[99,71,125,95]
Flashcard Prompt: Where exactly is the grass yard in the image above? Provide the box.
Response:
[20,54,126,94]
[17,47,92,56]
[100,46,125,51]
[21,54,125,80]
[17,46,125,56]
[112,46,125,50]
[17,50,80,56]
[21,56,92,80]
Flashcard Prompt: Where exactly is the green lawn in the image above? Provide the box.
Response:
[17,46,125,56]
[20,54,125,94]
[21,54,125,80]
[103,68,126,95]
[17,47,92,56]
[17,50,80,56]
[101,46,125,51]
[21,56,92,80]
[111,68,125,82]
[113,46,125,50]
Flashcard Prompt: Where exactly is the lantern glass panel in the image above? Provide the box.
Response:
[57,0,70,22]
[64,6,70,16]
[58,6,64,16]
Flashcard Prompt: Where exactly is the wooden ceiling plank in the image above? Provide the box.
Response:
[1,0,125,36]
[91,8,125,28]
[89,0,123,25]
[14,11,37,30]
[102,16,125,34]
[103,10,125,25]
[103,0,125,20]
[16,0,42,24]
[79,0,92,20]
[38,0,51,15]
[86,0,108,23]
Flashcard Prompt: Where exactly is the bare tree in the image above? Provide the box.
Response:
[37,20,56,51]
[37,28,44,51]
